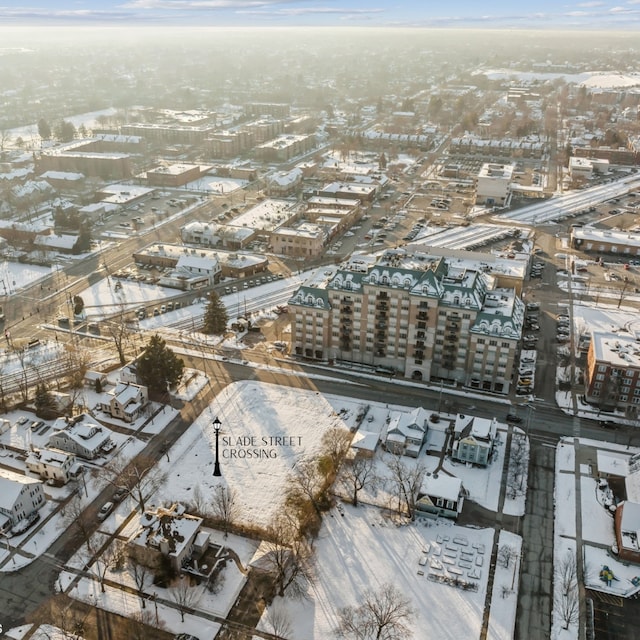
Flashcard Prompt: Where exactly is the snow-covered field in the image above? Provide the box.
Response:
[153,381,364,529]
[259,504,495,639]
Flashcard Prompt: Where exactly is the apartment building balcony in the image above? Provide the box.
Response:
[417,311,428,321]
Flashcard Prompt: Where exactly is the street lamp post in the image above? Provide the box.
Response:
[213,417,222,477]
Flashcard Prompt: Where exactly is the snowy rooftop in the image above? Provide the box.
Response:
[230,198,297,230]
[129,505,202,558]
[0,468,42,510]
[421,474,463,501]
[25,447,74,467]
[591,331,640,368]
[478,162,515,180]
[572,226,640,248]
[597,450,629,477]
[619,501,640,552]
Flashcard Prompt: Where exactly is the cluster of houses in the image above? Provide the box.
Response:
[350,407,499,521]
[598,450,640,564]
[0,381,149,536]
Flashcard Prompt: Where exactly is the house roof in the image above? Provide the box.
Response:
[597,451,629,478]
[26,447,74,467]
[626,468,640,504]
[618,501,640,552]
[48,414,111,451]
[350,430,379,452]
[421,474,463,501]
[0,468,42,511]
[129,504,202,558]
[111,382,145,405]
[456,414,497,442]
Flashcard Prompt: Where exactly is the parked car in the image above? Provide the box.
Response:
[506,413,523,424]
[98,502,114,520]
[30,420,45,431]
[113,487,128,502]
[16,416,29,426]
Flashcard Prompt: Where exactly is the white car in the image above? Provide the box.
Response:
[98,502,114,521]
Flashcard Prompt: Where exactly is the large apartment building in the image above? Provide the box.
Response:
[289,249,525,393]
[585,331,640,417]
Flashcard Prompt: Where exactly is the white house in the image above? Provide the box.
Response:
[416,474,465,520]
[25,447,83,484]
[451,414,497,467]
[100,382,148,423]
[0,468,46,533]
[47,414,113,460]
[384,407,430,457]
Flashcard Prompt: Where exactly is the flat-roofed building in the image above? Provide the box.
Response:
[271,223,325,258]
[585,331,640,416]
[255,134,314,162]
[475,163,514,207]
[572,226,640,256]
[146,163,204,187]
[289,248,524,393]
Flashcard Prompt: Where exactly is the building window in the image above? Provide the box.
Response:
[477,338,485,344]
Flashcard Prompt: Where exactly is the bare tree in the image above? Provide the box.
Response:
[497,544,517,569]
[95,453,167,512]
[169,575,202,622]
[385,455,427,519]
[63,492,93,553]
[129,557,151,609]
[506,433,528,499]
[210,484,239,537]
[341,456,377,507]
[14,347,30,403]
[335,583,415,639]
[190,483,209,517]
[263,512,314,598]
[288,457,326,518]
[90,534,119,592]
[554,550,579,630]
[104,309,135,365]
[263,601,293,639]
[319,425,352,478]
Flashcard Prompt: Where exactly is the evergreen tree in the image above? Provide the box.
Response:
[202,291,228,335]
[137,334,185,397]
[37,118,51,140]
[72,219,92,254]
[55,120,76,142]
[34,383,58,419]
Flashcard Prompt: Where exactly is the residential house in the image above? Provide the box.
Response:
[0,468,46,533]
[84,370,108,389]
[25,447,83,484]
[614,453,640,564]
[451,414,497,466]
[47,414,113,460]
[100,382,148,423]
[349,430,379,459]
[127,503,203,571]
[384,407,430,457]
[415,474,465,520]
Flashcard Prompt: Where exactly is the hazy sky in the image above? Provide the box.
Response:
[2,0,640,28]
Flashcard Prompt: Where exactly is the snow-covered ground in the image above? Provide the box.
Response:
[4,379,522,639]
[552,438,640,640]
[257,503,495,639]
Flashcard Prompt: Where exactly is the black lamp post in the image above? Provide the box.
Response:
[213,417,222,476]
